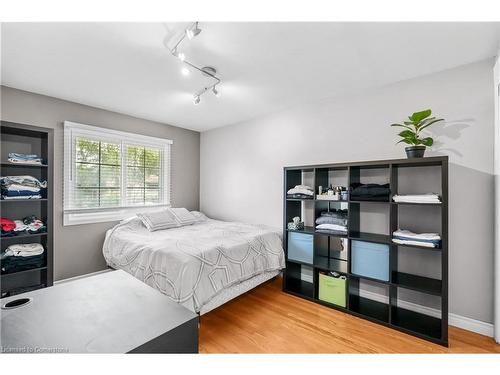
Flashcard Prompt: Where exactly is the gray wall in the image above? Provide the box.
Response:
[1,86,200,280]
[200,59,495,323]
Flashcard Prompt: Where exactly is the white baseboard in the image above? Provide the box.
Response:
[54,268,112,285]
[359,289,494,338]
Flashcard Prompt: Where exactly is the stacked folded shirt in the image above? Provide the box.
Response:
[350,183,390,201]
[1,243,45,274]
[1,216,47,237]
[1,175,47,200]
[315,210,348,234]
[7,152,44,165]
[392,229,441,248]
[287,185,314,199]
[392,193,441,204]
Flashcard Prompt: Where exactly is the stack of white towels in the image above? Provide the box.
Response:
[286,185,314,198]
[392,193,441,204]
[392,229,441,248]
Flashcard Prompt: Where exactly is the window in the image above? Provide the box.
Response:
[64,121,172,225]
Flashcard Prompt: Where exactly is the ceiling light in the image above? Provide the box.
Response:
[212,86,220,98]
[186,22,202,40]
[181,67,190,76]
[193,95,200,105]
[178,52,186,61]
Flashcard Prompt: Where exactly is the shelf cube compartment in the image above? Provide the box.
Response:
[349,165,390,202]
[287,232,313,264]
[348,277,389,323]
[390,286,443,341]
[284,261,314,298]
[318,272,347,308]
[351,240,389,281]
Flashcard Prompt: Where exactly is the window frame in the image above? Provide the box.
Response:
[63,121,172,226]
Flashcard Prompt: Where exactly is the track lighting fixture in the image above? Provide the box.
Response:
[186,22,202,40]
[167,22,221,104]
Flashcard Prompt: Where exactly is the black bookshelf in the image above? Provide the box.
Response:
[1,121,54,298]
[282,156,448,346]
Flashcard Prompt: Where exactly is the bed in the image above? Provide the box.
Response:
[102,212,285,314]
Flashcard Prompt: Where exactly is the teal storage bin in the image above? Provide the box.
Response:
[351,240,389,281]
[318,273,347,307]
[288,232,313,264]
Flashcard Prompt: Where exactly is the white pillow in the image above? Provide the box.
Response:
[190,211,208,221]
[168,207,197,226]
[137,209,178,231]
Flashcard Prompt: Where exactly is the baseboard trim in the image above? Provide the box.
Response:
[358,289,494,338]
[54,268,112,285]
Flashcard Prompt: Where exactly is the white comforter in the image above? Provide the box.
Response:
[103,216,285,313]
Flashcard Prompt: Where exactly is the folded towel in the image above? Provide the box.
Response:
[0,175,47,189]
[1,194,42,200]
[392,193,441,203]
[316,216,348,226]
[8,153,43,165]
[393,229,441,241]
[392,239,437,248]
[8,153,43,161]
[316,223,348,233]
[2,243,45,257]
[287,188,314,196]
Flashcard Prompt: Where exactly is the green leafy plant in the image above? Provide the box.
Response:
[391,109,443,147]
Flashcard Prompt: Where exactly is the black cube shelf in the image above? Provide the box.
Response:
[282,156,448,346]
[1,121,54,298]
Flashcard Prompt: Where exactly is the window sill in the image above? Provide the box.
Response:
[63,204,170,226]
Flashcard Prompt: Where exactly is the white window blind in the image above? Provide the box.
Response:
[64,121,172,225]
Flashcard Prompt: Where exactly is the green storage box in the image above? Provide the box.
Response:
[318,274,347,307]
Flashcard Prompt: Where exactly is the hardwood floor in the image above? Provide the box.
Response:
[199,276,500,353]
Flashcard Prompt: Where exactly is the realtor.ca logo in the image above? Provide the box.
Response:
[1,346,69,353]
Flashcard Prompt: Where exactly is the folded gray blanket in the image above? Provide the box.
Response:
[316,216,348,226]
[315,210,348,226]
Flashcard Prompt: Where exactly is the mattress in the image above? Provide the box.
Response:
[103,216,285,313]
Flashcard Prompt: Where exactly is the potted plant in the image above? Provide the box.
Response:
[391,109,444,158]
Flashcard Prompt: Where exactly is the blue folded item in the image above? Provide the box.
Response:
[1,189,43,197]
[8,152,43,163]
[393,235,441,245]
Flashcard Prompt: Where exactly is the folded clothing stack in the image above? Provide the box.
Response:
[1,216,47,237]
[1,175,47,200]
[315,210,348,234]
[287,185,314,199]
[1,243,45,274]
[8,152,44,165]
[350,183,390,201]
[392,229,441,248]
[392,193,441,204]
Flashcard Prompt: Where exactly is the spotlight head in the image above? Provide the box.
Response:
[212,86,220,98]
[181,67,190,76]
[186,22,202,40]
[193,95,200,105]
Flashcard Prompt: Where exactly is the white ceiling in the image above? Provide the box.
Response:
[2,22,500,131]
